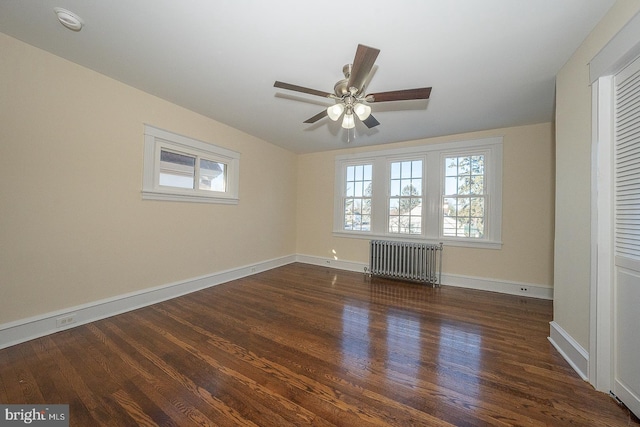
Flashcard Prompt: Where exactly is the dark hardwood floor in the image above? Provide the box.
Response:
[1,263,638,426]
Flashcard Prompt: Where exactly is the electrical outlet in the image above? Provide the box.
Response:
[56,314,77,328]
[520,287,529,292]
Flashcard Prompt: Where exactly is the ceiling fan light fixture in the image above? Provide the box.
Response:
[327,103,345,121]
[353,103,371,121]
[342,112,355,129]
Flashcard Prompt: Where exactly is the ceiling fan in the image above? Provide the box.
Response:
[274,44,432,130]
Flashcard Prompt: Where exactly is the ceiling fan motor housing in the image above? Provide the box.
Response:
[334,64,355,97]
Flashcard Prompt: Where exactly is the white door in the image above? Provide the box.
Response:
[613,55,640,418]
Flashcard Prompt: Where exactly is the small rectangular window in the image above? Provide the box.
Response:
[143,125,240,204]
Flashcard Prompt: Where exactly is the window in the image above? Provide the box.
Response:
[389,160,423,234]
[343,164,372,231]
[334,137,502,249]
[142,125,240,204]
[443,155,485,238]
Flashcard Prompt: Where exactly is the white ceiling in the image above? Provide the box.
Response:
[0,1,615,154]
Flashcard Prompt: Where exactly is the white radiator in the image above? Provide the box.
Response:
[368,240,443,286]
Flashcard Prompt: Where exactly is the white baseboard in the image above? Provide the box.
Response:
[295,254,553,300]
[442,273,554,300]
[0,254,554,350]
[548,321,589,381]
[0,255,295,350]
[295,254,368,273]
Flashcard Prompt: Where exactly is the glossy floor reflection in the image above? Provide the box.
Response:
[1,263,637,426]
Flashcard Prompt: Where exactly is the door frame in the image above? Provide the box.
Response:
[590,11,640,393]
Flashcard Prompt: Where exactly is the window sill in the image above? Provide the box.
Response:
[142,190,239,205]
[332,230,502,249]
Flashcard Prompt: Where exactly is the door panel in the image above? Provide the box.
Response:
[613,56,640,418]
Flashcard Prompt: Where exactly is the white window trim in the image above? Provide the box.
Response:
[333,137,503,249]
[142,125,240,204]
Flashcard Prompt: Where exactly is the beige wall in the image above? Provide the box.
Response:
[554,0,640,348]
[297,122,555,287]
[1,23,559,329]
[0,33,297,324]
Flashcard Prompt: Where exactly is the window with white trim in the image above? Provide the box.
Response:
[344,164,372,231]
[443,155,485,238]
[334,137,502,249]
[142,125,240,204]
[389,159,423,234]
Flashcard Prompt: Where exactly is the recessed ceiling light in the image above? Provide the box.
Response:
[53,7,83,32]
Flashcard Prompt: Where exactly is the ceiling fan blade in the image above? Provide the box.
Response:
[303,109,328,124]
[274,81,333,98]
[348,44,380,94]
[362,115,380,128]
[368,87,432,102]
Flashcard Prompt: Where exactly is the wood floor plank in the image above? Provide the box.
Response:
[0,263,638,426]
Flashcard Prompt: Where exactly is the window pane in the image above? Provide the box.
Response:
[401,179,413,195]
[199,159,226,192]
[391,162,401,179]
[410,216,422,234]
[390,179,401,197]
[159,150,195,189]
[363,164,372,180]
[364,181,372,197]
[458,156,470,174]
[470,218,484,237]
[446,157,458,176]
[362,198,371,214]
[470,176,484,194]
[412,160,423,178]
[389,198,399,214]
[472,156,484,174]
[470,198,484,217]
[412,179,422,196]
[346,183,354,197]
[445,177,457,195]
[355,182,363,197]
[347,165,355,182]
[401,161,412,178]
[458,176,470,195]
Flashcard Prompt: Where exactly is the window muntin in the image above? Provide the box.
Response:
[389,160,423,234]
[143,125,239,204]
[443,155,485,238]
[344,164,372,231]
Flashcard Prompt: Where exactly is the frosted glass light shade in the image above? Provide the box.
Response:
[342,113,355,129]
[353,103,371,120]
[327,103,345,121]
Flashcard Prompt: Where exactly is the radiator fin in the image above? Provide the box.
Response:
[369,240,443,286]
